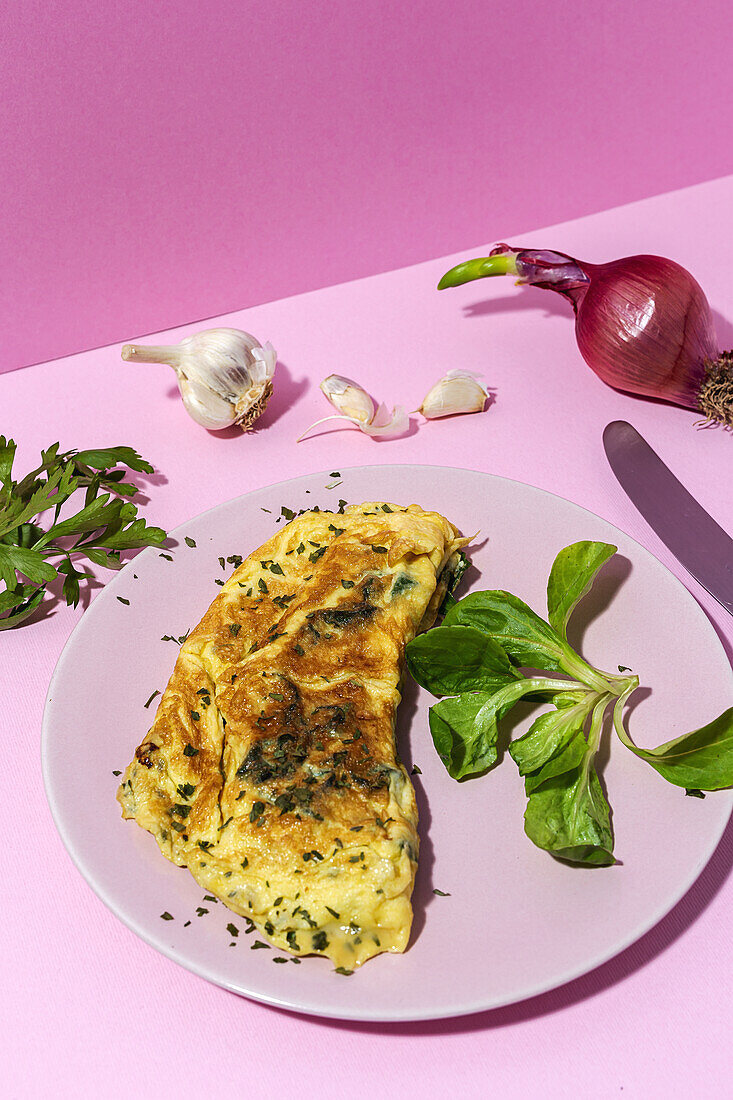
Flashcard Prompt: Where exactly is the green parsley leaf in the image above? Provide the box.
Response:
[0,437,166,629]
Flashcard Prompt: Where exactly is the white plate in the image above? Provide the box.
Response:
[42,465,733,1021]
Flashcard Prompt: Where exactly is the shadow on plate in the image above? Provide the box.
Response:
[277,806,733,1036]
[393,672,435,946]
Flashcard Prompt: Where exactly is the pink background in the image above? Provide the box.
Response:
[2,178,732,1095]
[4,0,733,372]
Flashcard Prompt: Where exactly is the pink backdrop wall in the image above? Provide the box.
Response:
[3,0,733,374]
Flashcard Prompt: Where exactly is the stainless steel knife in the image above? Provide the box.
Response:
[603,420,733,616]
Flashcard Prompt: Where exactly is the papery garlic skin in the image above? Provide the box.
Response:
[121,328,277,431]
[364,402,409,437]
[320,374,375,423]
[418,370,490,419]
[234,343,278,429]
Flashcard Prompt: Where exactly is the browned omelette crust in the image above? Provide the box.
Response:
[117,502,467,969]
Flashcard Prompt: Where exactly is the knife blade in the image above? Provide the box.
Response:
[603,420,733,616]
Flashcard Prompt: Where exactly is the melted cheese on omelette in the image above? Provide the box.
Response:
[117,501,467,970]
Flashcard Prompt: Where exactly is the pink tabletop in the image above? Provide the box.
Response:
[4,178,732,1095]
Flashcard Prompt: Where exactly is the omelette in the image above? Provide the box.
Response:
[117,501,468,970]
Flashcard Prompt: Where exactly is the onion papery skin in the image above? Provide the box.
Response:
[571,256,718,410]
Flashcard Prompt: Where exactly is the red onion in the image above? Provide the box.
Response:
[438,244,733,427]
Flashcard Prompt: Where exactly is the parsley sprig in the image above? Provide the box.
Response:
[0,437,166,628]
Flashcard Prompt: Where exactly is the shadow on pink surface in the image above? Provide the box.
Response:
[712,310,733,350]
[462,285,572,321]
[708,616,733,667]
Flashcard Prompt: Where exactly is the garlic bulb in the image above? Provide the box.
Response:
[417,370,490,419]
[121,328,277,431]
[297,374,408,441]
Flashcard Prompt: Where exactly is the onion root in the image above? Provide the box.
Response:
[698,353,733,428]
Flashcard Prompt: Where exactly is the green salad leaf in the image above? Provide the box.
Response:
[522,694,615,865]
[444,589,568,672]
[524,762,615,866]
[406,624,522,696]
[429,676,578,780]
[547,540,617,640]
[407,539,733,867]
[509,700,594,779]
[444,587,609,691]
[614,698,733,790]
[429,692,504,779]
[523,727,590,796]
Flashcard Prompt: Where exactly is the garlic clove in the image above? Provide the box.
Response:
[121,327,277,432]
[298,372,410,442]
[320,374,375,424]
[178,376,239,431]
[297,400,409,443]
[417,369,490,419]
